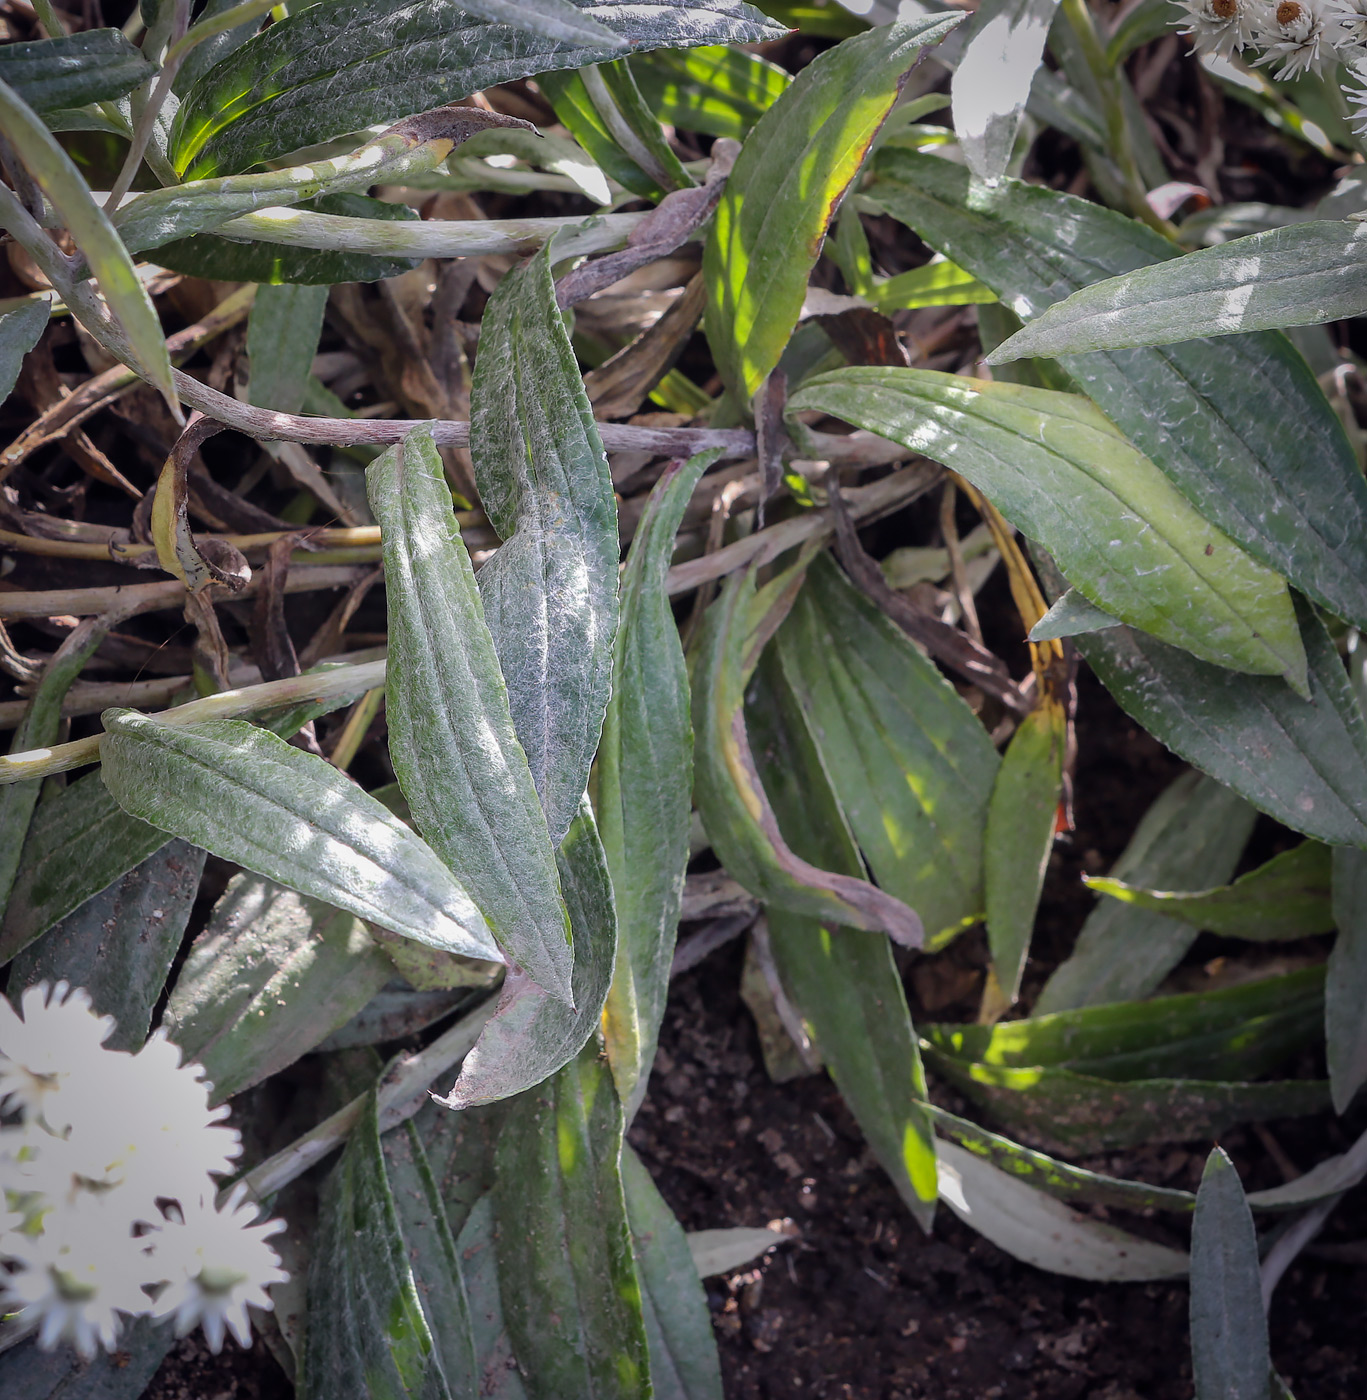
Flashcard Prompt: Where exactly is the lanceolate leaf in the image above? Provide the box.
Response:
[1328,847,1367,1114]
[630,44,790,140]
[1190,1149,1272,1400]
[9,841,205,1054]
[984,700,1065,1005]
[435,798,617,1108]
[0,78,176,413]
[751,651,939,1228]
[952,0,1059,185]
[0,298,49,403]
[621,1147,725,1400]
[458,0,626,48]
[1063,593,1367,848]
[926,1106,1198,1214]
[247,282,329,415]
[788,368,1307,690]
[1087,841,1334,942]
[0,31,155,113]
[302,1092,476,1400]
[991,220,1367,356]
[774,553,999,945]
[453,1196,527,1400]
[0,773,168,967]
[162,873,395,1102]
[936,1139,1188,1281]
[369,423,572,1004]
[865,153,1367,628]
[928,967,1325,1082]
[170,0,786,178]
[703,13,963,401]
[1036,771,1257,1013]
[470,239,619,845]
[97,709,503,964]
[493,1045,651,1400]
[599,453,716,1118]
[690,561,924,946]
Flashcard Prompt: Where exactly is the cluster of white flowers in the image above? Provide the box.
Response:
[1175,0,1367,129]
[0,983,287,1359]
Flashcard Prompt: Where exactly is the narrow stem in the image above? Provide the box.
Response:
[1059,0,1177,239]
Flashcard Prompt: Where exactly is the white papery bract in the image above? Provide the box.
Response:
[1177,0,1264,58]
[1255,0,1338,76]
[1330,0,1367,48]
[0,983,285,1358]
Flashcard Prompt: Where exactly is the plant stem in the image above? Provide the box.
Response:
[1058,0,1176,239]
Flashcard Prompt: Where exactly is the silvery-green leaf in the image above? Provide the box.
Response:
[991,220,1367,357]
[936,1139,1189,1281]
[600,453,715,1117]
[435,797,616,1108]
[1329,847,1367,1114]
[163,873,396,1102]
[169,0,786,178]
[0,31,154,113]
[247,282,329,416]
[97,709,502,963]
[9,841,205,1052]
[470,238,618,845]
[368,423,572,1004]
[1190,1148,1271,1400]
[0,298,48,403]
[685,1227,786,1279]
[1029,587,1121,641]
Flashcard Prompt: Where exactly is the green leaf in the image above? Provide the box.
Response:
[1329,847,1367,1113]
[751,649,939,1227]
[984,701,1065,1004]
[174,0,265,98]
[170,0,786,178]
[452,1195,527,1399]
[153,193,421,285]
[599,453,716,1117]
[1087,841,1334,942]
[302,1092,475,1400]
[0,77,176,413]
[470,239,619,846]
[0,31,155,113]
[1036,771,1256,1013]
[8,841,205,1053]
[0,297,49,403]
[690,560,924,946]
[162,873,395,1102]
[991,220,1367,357]
[867,153,1367,631]
[97,709,503,963]
[621,1147,725,1400]
[458,0,626,48]
[936,1139,1188,1280]
[926,1105,1198,1213]
[952,0,1059,185]
[924,1053,1329,1155]
[773,552,999,945]
[1028,586,1121,640]
[1105,0,1184,64]
[435,797,617,1108]
[1190,1148,1272,1400]
[0,773,168,967]
[630,43,790,140]
[927,966,1326,1080]
[247,282,329,414]
[788,368,1308,690]
[494,1045,651,1400]
[368,423,571,1004]
[864,258,995,313]
[702,13,963,401]
[1061,593,1367,848]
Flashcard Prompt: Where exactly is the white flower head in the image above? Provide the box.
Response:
[1177,0,1264,57]
[1256,0,1338,77]
[1328,0,1367,52]
[1343,59,1367,128]
[0,983,114,1126]
[152,1188,287,1352]
[0,1198,150,1359]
